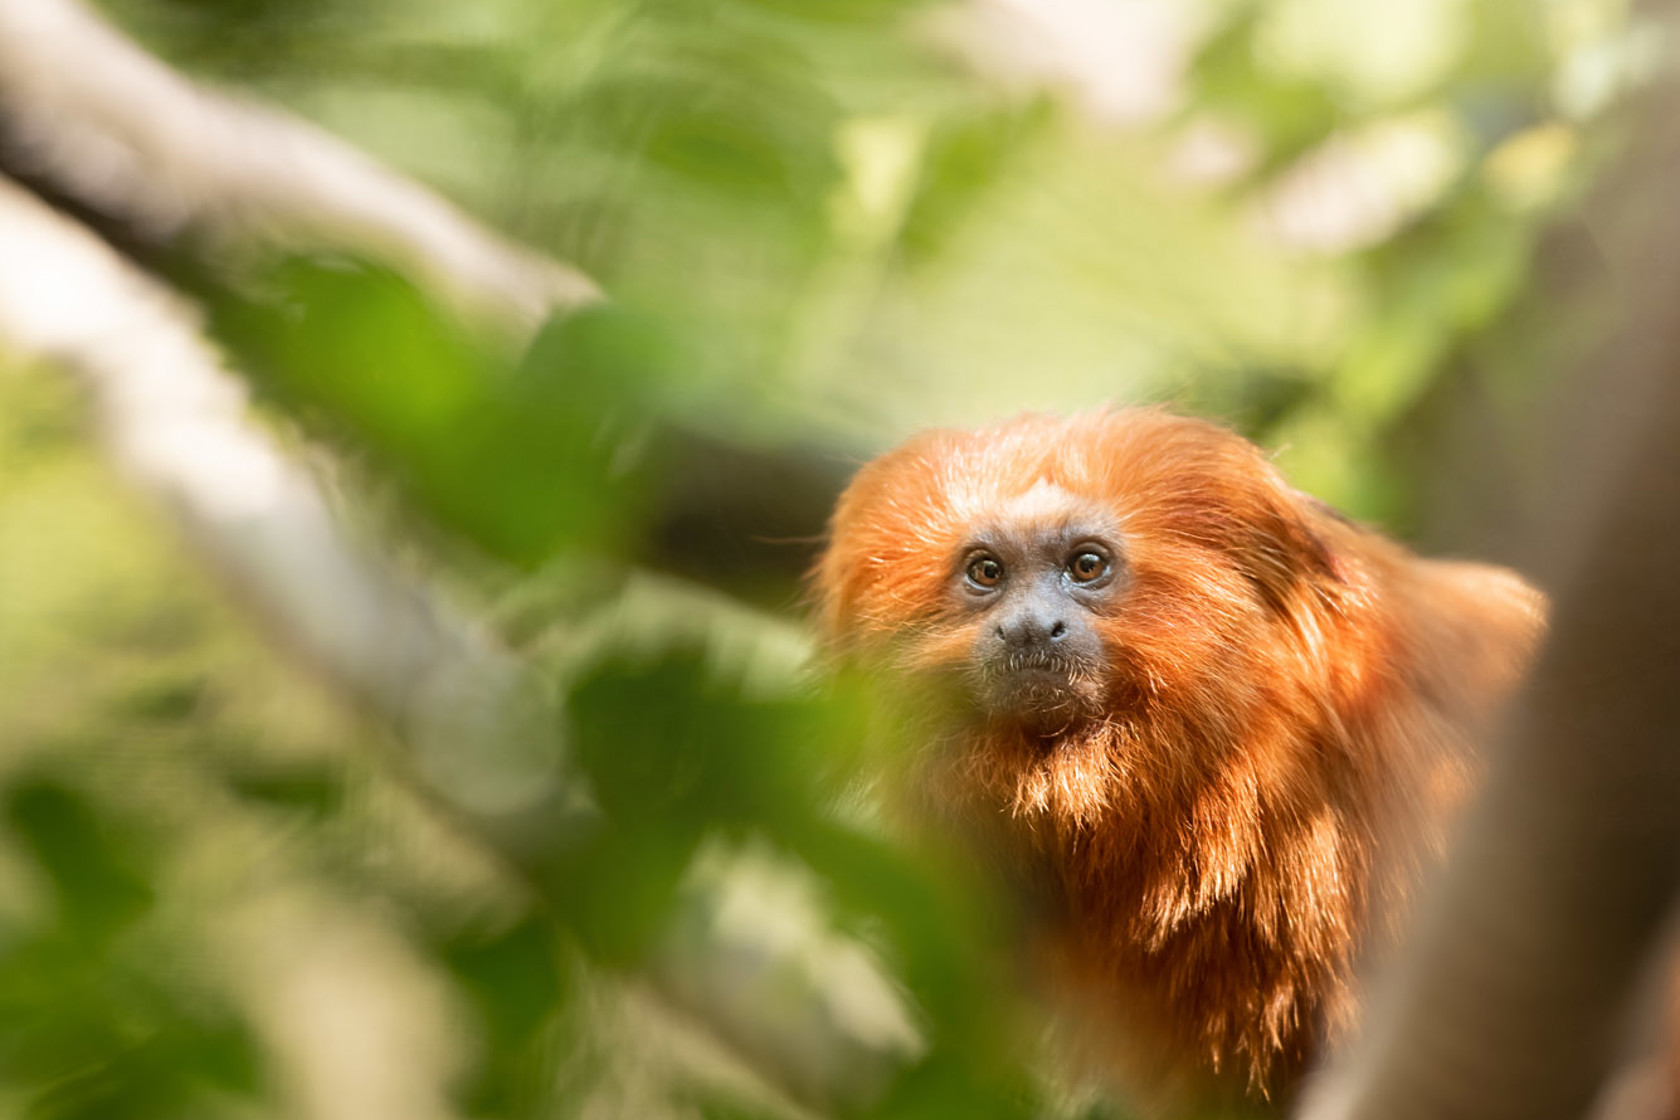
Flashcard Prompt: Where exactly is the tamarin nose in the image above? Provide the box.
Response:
[997,612,1068,650]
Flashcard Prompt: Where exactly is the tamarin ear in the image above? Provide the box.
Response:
[1239,486,1342,615]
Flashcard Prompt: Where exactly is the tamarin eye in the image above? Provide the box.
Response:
[967,556,1004,587]
[1069,552,1107,583]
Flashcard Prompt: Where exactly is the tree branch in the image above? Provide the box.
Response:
[1297,34,1680,1120]
[0,0,598,333]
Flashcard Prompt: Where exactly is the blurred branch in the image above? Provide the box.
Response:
[0,166,911,1118]
[0,0,598,881]
[0,173,569,829]
[0,0,598,333]
[0,3,922,1110]
[1297,38,1680,1120]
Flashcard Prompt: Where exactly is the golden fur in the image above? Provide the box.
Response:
[813,409,1544,1111]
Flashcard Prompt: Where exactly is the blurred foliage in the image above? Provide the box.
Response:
[0,0,1645,1117]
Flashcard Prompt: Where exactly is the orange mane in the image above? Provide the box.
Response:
[815,409,1544,1107]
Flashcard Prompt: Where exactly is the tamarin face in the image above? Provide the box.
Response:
[942,484,1123,727]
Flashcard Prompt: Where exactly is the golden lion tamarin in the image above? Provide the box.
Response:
[813,409,1545,1113]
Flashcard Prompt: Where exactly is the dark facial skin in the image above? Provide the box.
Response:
[955,521,1122,729]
